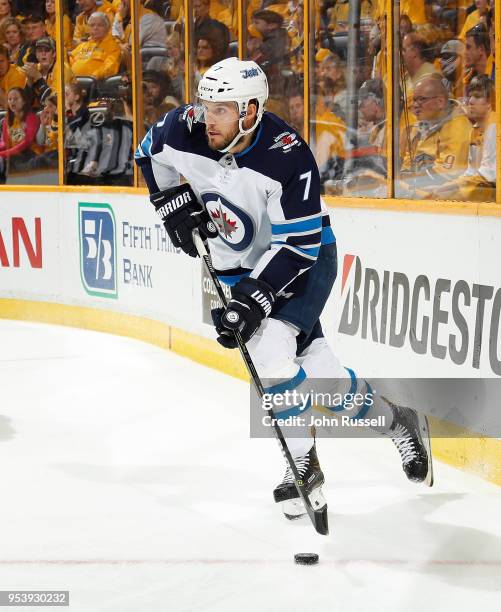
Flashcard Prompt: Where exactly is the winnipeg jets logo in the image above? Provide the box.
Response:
[268,131,301,153]
[240,68,259,79]
[201,193,255,252]
[181,105,196,132]
[210,201,238,238]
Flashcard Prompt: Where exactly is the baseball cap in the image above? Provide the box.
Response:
[440,39,465,57]
[35,37,56,51]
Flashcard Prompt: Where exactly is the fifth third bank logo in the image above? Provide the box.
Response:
[79,202,117,298]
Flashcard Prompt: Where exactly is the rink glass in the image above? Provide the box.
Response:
[0,0,498,204]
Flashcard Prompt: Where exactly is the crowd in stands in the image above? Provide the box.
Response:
[302,0,497,200]
[0,0,497,199]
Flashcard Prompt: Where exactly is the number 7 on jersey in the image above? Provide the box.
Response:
[299,171,312,201]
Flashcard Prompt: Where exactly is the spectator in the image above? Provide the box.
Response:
[44,0,73,53]
[73,0,115,45]
[33,90,58,169]
[0,0,13,40]
[19,13,47,64]
[459,0,491,41]
[359,79,386,154]
[65,80,89,132]
[23,37,74,107]
[458,74,495,199]
[440,39,465,100]
[193,0,230,57]
[0,86,40,180]
[327,0,375,33]
[142,69,178,128]
[194,35,225,85]
[11,0,40,19]
[139,0,167,48]
[287,90,304,137]
[464,26,493,85]
[399,75,472,193]
[247,36,265,64]
[317,53,348,120]
[1,18,29,65]
[69,12,121,80]
[428,75,495,200]
[402,33,439,98]
[0,44,27,109]
[112,0,132,70]
[400,0,427,26]
[146,30,184,102]
[215,0,237,41]
[251,10,288,67]
[400,14,413,39]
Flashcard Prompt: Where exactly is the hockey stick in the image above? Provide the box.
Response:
[192,229,329,536]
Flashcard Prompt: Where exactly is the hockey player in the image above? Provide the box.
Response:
[135,57,433,521]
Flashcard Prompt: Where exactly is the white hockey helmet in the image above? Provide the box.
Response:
[196,57,269,152]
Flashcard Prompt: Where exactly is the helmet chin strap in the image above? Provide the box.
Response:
[217,116,260,154]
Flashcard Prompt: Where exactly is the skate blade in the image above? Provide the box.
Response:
[282,487,326,520]
[418,412,434,487]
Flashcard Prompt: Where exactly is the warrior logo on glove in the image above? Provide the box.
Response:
[150,184,218,258]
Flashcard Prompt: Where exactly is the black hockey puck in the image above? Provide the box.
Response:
[294,553,319,565]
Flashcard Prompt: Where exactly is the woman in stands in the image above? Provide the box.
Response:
[65,81,89,133]
[64,81,92,181]
[0,18,28,65]
[0,0,13,40]
[194,34,225,88]
[44,0,73,54]
[0,86,39,182]
[33,90,58,170]
[146,30,184,102]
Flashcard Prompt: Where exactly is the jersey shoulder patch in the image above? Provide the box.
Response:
[264,113,303,154]
[237,112,316,185]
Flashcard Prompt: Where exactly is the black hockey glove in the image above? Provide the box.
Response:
[211,277,276,348]
[150,184,218,257]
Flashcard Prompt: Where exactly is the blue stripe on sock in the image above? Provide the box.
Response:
[327,367,358,413]
[350,380,372,420]
[264,366,306,395]
[274,398,312,419]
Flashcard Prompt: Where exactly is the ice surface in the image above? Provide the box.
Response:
[0,320,501,611]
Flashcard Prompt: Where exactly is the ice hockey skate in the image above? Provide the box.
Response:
[273,443,327,520]
[384,399,434,487]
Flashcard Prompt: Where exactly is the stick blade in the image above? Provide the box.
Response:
[312,504,329,535]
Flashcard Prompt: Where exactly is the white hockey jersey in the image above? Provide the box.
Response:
[135,105,335,294]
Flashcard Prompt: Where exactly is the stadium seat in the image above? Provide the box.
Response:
[98,75,124,98]
[75,76,97,102]
[140,46,168,67]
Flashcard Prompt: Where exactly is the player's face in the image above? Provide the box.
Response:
[202,101,240,150]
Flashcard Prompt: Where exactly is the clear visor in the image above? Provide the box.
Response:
[193,99,241,125]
